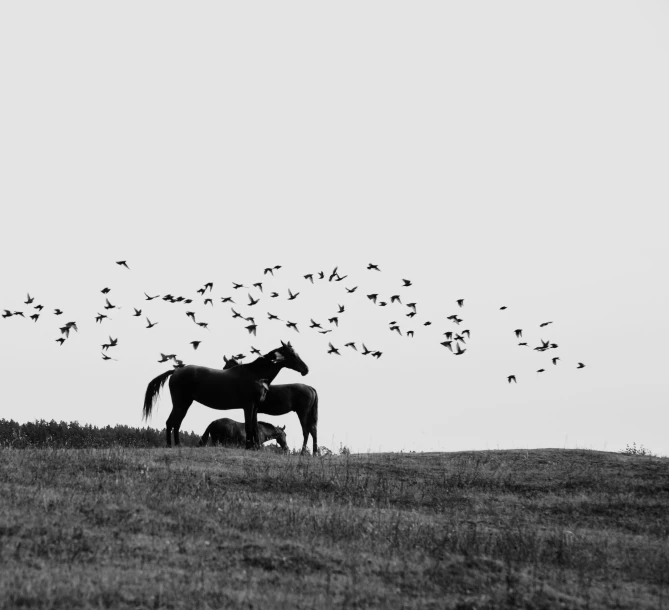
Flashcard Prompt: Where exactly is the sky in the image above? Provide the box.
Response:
[1,2,668,455]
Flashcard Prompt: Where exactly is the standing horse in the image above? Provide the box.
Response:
[199,417,288,450]
[224,357,319,455]
[143,341,308,448]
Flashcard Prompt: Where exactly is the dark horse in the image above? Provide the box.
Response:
[223,356,319,455]
[199,418,288,450]
[143,341,308,448]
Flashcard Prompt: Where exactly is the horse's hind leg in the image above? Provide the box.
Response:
[166,396,193,447]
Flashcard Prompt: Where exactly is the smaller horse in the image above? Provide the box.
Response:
[199,417,288,450]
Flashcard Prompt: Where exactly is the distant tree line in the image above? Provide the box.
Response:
[0,419,200,448]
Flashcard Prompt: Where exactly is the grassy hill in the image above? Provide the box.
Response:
[1,446,668,609]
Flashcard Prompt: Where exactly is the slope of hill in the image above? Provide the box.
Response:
[1,446,667,609]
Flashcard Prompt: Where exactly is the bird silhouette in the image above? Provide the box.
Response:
[514,329,523,338]
[338,304,345,313]
[406,312,416,318]
[204,298,213,306]
[287,289,299,301]
[361,344,372,355]
[537,369,545,373]
[367,263,380,271]
[250,347,261,356]
[270,292,279,298]
[253,282,263,292]
[390,295,401,304]
[197,322,209,329]
[500,306,507,310]
[231,308,242,319]
[104,298,115,310]
[378,302,387,307]
[507,375,517,384]
[518,342,528,346]
[406,303,417,312]
[264,267,274,275]
[190,341,201,350]
[328,317,339,327]
[220,296,234,303]
[318,330,332,334]
[345,342,357,351]
[304,274,314,283]
[186,311,196,321]
[246,324,257,336]
[116,261,130,269]
[158,354,171,363]
[317,271,325,280]
[423,321,432,326]
[30,314,39,322]
[454,344,466,356]
[56,338,65,345]
[552,357,560,365]
[407,330,414,338]
[367,294,378,304]
[444,332,453,340]
[267,312,280,321]
[101,288,111,294]
[53,309,63,315]
[372,351,382,359]
[577,362,585,369]
[204,282,213,292]
[3,310,15,318]
[197,288,206,296]
[133,308,142,316]
[23,293,33,304]
[146,318,158,329]
[462,330,471,338]
[286,321,299,332]
[95,314,107,324]
[346,286,358,293]
[101,352,115,361]
[390,325,402,335]
[402,279,412,287]
[34,304,43,311]
[248,294,259,306]
[327,342,340,355]
[309,319,322,329]
[456,299,464,307]
[441,341,453,352]
[328,267,339,281]
[232,282,245,290]
[144,293,159,300]
[540,322,553,327]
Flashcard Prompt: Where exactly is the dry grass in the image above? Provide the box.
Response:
[1,446,668,609]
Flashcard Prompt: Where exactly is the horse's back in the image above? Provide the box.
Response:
[261,383,316,415]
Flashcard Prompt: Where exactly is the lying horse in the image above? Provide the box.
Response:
[143,341,308,448]
[199,417,288,450]
[223,356,319,455]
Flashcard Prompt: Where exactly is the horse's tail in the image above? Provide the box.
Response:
[199,424,211,447]
[143,369,175,421]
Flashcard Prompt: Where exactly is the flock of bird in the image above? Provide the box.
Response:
[2,260,586,383]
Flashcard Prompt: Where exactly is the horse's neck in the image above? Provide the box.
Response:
[246,358,283,383]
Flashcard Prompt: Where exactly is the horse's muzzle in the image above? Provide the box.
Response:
[301,366,309,376]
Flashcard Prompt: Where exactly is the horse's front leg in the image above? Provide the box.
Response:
[243,405,257,450]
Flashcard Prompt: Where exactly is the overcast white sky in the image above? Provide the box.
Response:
[1,2,668,455]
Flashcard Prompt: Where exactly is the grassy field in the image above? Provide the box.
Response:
[1,446,668,609]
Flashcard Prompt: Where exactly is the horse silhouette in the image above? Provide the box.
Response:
[223,357,319,455]
[143,341,308,448]
[199,417,287,450]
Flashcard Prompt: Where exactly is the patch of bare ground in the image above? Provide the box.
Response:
[1,447,668,608]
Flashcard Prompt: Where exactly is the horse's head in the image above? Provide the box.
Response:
[272,424,288,451]
[270,341,309,376]
[223,355,240,370]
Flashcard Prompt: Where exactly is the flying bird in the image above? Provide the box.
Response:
[246,324,257,336]
[328,267,339,281]
[346,286,358,293]
[53,309,63,315]
[144,293,159,300]
[390,325,402,335]
[367,294,378,304]
[104,298,116,310]
[95,314,107,324]
[253,282,263,292]
[345,342,357,351]
[287,289,299,301]
[232,282,245,290]
[456,299,464,307]
[190,341,201,350]
[101,352,115,361]
[328,317,339,327]
[338,304,345,313]
[270,292,279,298]
[197,322,209,329]
[540,322,553,327]
[577,362,585,369]
[220,296,234,303]
[158,354,171,363]
[30,314,39,322]
[267,312,280,321]
[133,308,142,317]
[514,329,523,338]
[406,303,417,312]
[361,344,372,355]
[248,294,259,306]
[309,319,322,329]
[507,375,517,384]
[390,295,401,304]
[204,299,213,306]
[367,263,380,271]
[204,282,213,292]
[537,369,545,373]
[372,351,382,359]
[231,308,242,319]
[116,261,130,269]
[55,338,65,345]
[454,344,466,356]
[441,341,453,352]
[286,321,299,332]
[500,306,507,310]
[186,311,196,321]
[101,288,111,294]
[402,279,412,287]
[423,321,432,326]
[407,330,414,338]
[264,267,274,275]
[552,357,560,365]
[146,318,158,329]
[304,274,314,283]
[327,342,340,355]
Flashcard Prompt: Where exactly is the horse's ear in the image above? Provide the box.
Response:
[223,356,228,362]
[287,341,292,348]
[281,425,285,431]
[281,340,287,347]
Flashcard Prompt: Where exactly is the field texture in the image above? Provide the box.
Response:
[1,447,668,609]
